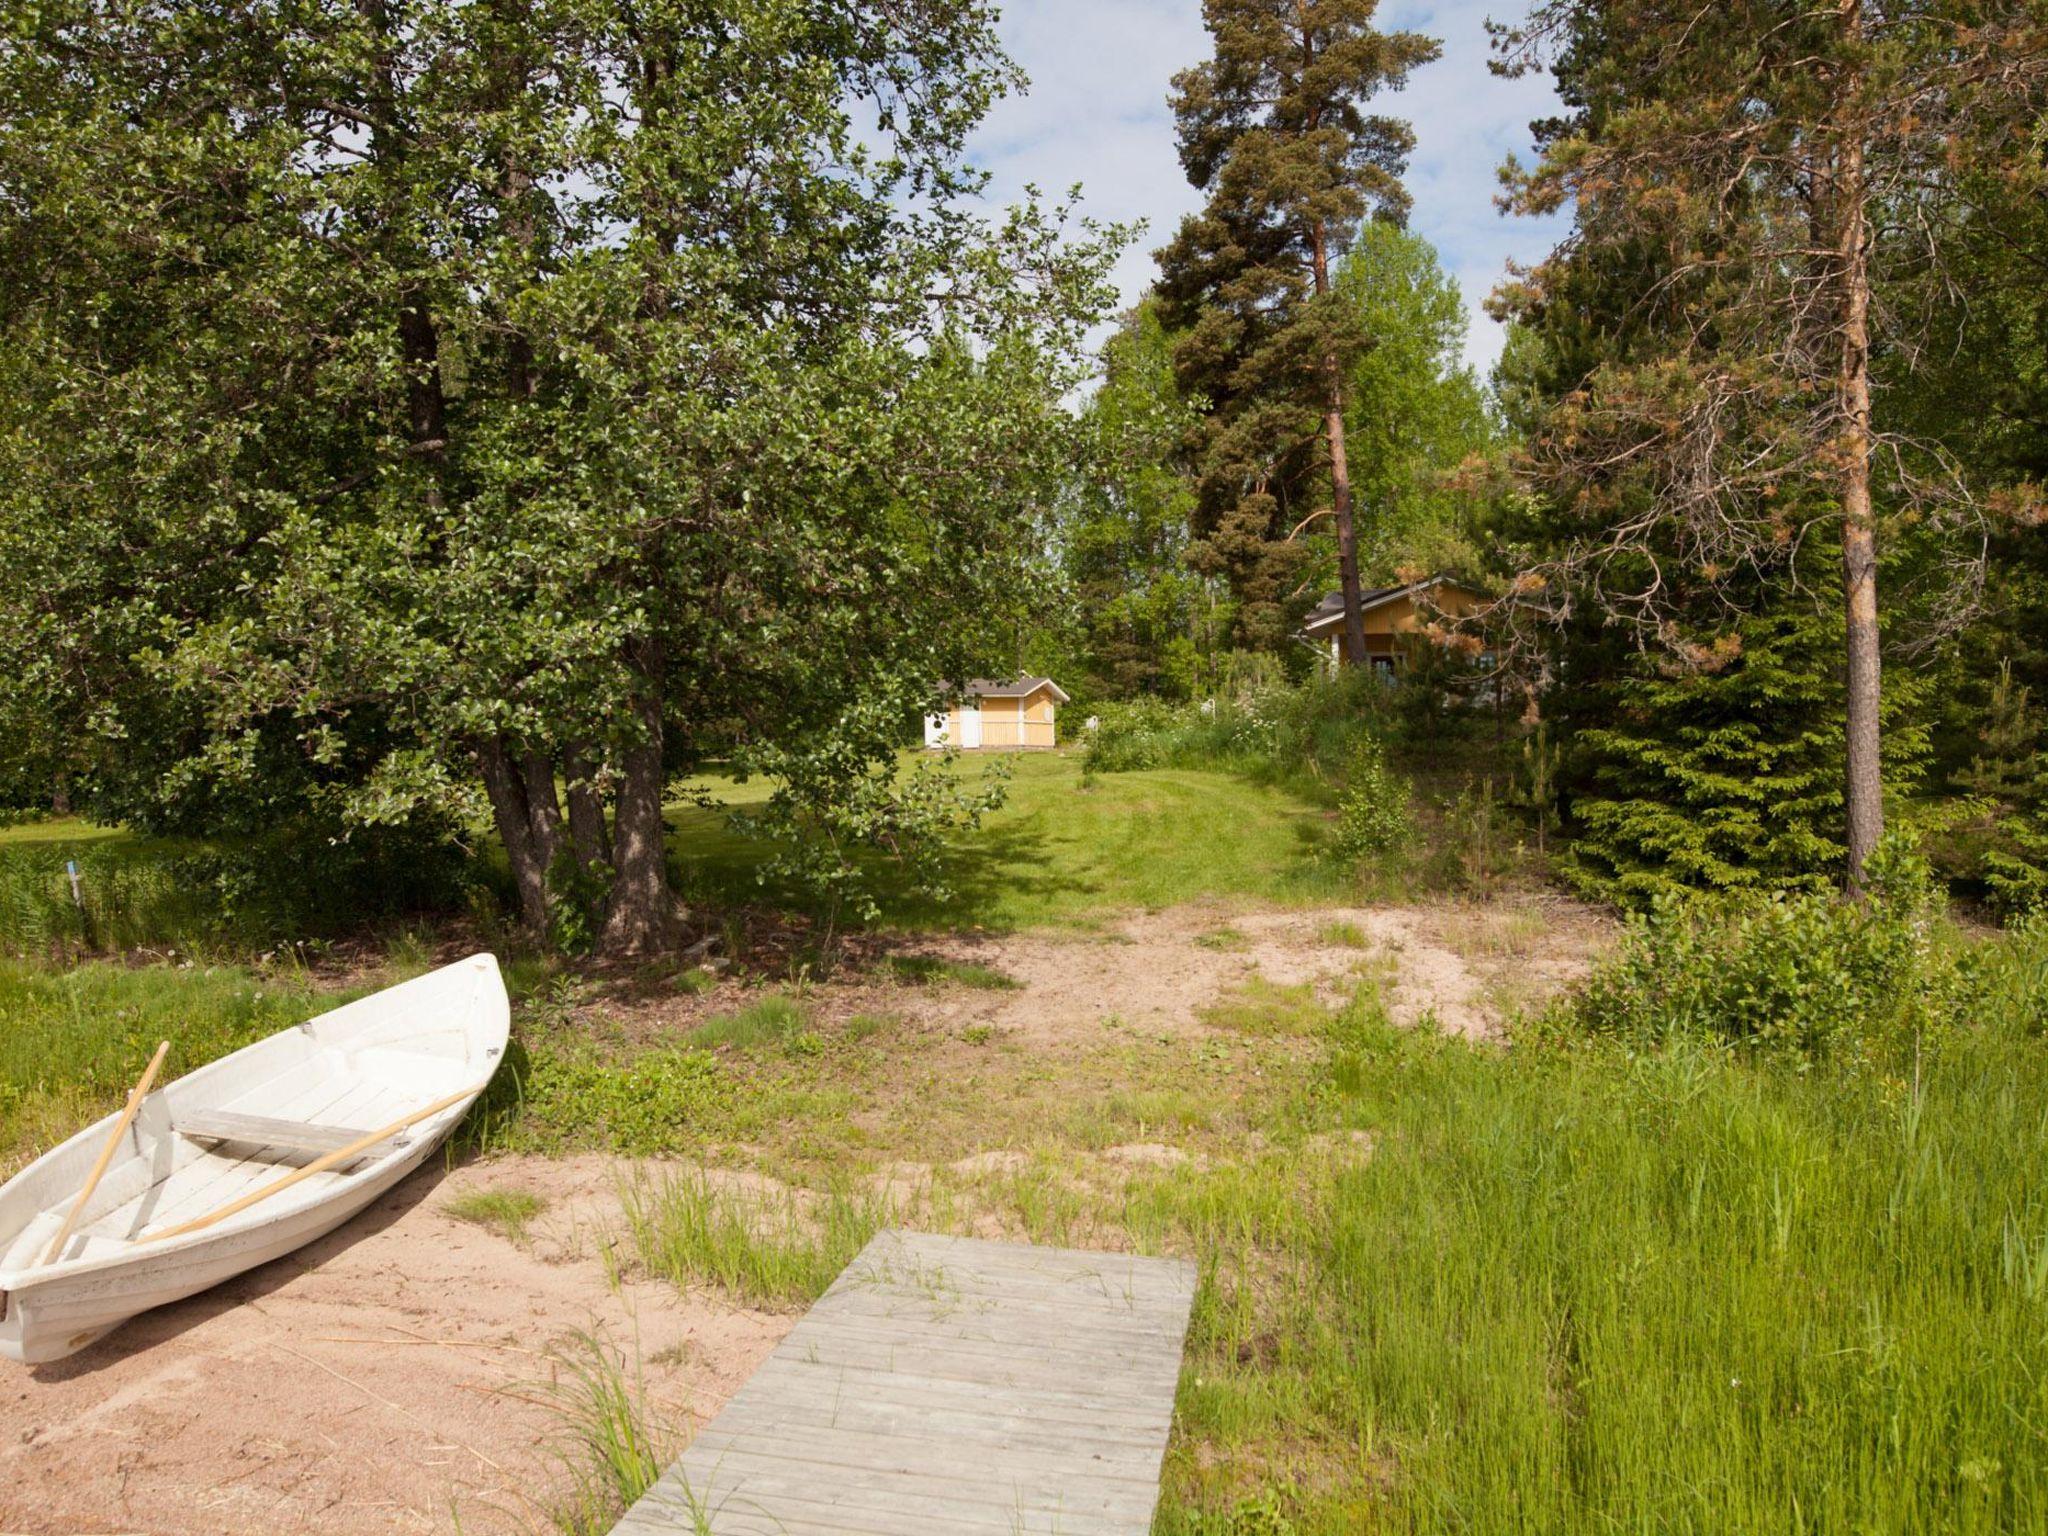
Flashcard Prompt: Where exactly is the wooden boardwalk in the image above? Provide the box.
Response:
[612,1229,1198,1536]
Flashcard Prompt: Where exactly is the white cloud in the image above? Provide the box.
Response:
[965,0,1573,378]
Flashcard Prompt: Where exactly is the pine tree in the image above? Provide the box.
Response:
[1961,662,2048,913]
[1958,664,2040,807]
[1156,0,1438,657]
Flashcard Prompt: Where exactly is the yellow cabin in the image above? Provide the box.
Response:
[924,677,1069,750]
[1298,577,1486,673]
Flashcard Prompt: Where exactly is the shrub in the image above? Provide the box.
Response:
[1084,668,1397,793]
[1549,849,1969,1062]
[1329,735,1409,863]
[1971,910,2048,1037]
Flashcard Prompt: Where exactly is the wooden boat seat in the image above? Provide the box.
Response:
[171,1109,410,1156]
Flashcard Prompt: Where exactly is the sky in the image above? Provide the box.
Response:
[962,0,1574,379]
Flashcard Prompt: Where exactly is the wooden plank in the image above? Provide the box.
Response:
[613,1229,1196,1536]
[172,1106,410,1155]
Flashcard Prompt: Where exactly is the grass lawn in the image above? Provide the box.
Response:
[0,818,130,851]
[668,749,1347,928]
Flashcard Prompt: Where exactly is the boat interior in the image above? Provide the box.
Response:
[0,962,498,1275]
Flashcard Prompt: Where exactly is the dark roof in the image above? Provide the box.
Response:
[1301,585,1408,627]
[961,675,1071,703]
[1298,576,1480,634]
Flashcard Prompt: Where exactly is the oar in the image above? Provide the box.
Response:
[42,1039,171,1267]
[137,1078,490,1245]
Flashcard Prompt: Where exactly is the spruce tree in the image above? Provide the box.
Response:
[1564,595,1933,907]
[1157,0,1438,657]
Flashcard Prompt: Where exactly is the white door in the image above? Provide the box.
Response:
[923,712,949,749]
[959,705,983,749]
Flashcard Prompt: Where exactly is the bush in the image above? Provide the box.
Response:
[1082,697,1193,773]
[1329,734,1409,863]
[1971,910,2048,1036]
[1084,668,1402,794]
[1549,848,1973,1063]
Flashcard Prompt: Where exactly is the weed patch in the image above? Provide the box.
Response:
[688,993,808,1051]
[1199,977,1328,1037]
[444,1188,546,1244]
[877,954,1018,989]
[617,1169,892,1307]
[529,1329,672,1536]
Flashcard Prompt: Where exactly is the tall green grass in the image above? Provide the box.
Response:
[617,1169,892,1307]
[0,959,327,1169]
[1138,943,2048,1533]
[0,821,479,956]
[529,1330,674,1536]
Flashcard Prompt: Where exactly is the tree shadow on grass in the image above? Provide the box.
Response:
[667,804,1084,934]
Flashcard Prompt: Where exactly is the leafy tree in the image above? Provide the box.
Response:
[1332,222,1496,582]
[1493,0,2048,892]
[1057,303,1211,701]
[1156,0,1439,657]
[0,0,1118,953]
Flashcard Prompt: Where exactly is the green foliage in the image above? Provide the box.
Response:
[1503,717,1562,853]
[544,849,613,959]
[0,959,327,1169]
[1057,302,1213,701]
[1563,598,1928,907]
[1156,0,1440,650]
[513,1045,733,1157]
[0,0,1121,954]
[677,751,1348,929]
[1941,661,2048,915]
[1553,851,1968,1062]
[688,994,810,1053]
[876,955,1018,990]
[1329,735,1410,863]
[0,822,473,956]
[1083,668,1395,792]
[444,1188,547,1244]
[728,726,1012,936]
[1333,223,1498,580]
[531,1330,672,1536]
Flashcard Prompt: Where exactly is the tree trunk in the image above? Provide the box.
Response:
[600,645,681,955]
[1310,218,1368,666]
[1835,0,1883,897]
[520,751,566,871]
[479,739,550,932]
[50,774,70,818]
[563,746,612,872]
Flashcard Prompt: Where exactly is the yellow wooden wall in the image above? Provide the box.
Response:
[936,687,1058,749]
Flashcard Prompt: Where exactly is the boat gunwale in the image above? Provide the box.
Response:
[0,954,506,1293]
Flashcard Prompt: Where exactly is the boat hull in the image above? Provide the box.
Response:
[1,1129,438,1363]
[0,953,507,1365]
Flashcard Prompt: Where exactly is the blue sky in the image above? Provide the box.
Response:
[963,0,1573,378]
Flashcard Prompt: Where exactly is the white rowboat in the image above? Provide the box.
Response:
[0,953,509,1364]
